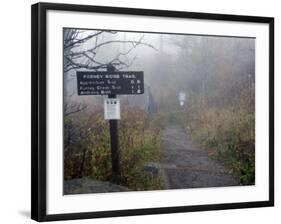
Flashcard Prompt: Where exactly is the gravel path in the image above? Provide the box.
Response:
[160,125,239,189]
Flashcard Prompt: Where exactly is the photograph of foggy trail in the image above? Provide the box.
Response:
[63,28,255,194]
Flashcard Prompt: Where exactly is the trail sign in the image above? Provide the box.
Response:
[104,98,121,120]
[77,71,144,95]
[179,92,186,101]
[179,91,186,106]
[76,69,144,176]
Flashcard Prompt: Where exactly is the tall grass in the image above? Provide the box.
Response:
[185,102,255,184]
[64,106,162,190]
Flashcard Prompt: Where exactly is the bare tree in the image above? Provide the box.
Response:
[63,29,155,72]
[63,28,156,117]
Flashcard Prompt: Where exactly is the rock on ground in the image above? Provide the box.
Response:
[64,178,130,194]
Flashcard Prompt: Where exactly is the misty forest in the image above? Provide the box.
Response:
[63,28,255,194]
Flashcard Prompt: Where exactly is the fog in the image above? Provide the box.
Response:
[63,28,255,115]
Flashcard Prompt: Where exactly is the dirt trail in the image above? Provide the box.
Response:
[160,125,239,189]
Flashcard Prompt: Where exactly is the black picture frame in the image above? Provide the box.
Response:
[31,2,274,222]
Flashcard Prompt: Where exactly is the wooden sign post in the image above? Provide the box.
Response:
[108,94,119,175]
[77,70,144,176]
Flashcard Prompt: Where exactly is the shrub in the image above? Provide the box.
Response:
[64,106,163,190]
[186,104,255,185]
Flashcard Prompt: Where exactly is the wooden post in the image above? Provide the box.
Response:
[108,94,119,176]
[106,65,120,176]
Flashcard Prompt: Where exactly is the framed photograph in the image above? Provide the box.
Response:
[31,2,274,222]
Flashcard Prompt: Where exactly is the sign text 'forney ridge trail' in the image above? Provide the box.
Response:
[77,71,144,95]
